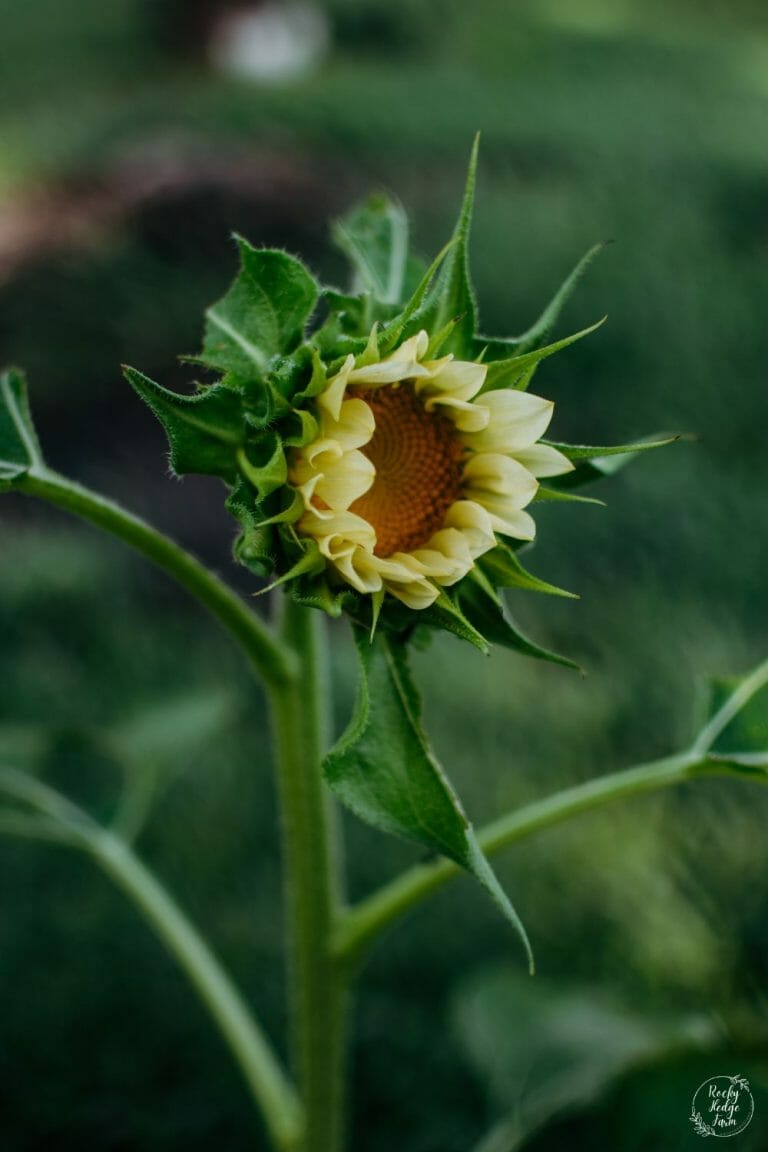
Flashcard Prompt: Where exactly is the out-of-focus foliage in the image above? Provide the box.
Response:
[1,1,768,1149]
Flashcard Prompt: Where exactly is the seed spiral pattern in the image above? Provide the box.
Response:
[349,383,463,557]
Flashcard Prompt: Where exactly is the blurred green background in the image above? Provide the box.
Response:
[1,1,767,1149]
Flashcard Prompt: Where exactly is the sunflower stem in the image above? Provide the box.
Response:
[271,598,348,1152]
[17,468,296,689]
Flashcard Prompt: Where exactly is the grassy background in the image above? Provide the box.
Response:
[1,3,767,1149]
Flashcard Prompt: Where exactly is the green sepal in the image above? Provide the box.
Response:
[324,628,534,970]
[295,346,331,404]
[124,366,245,481]
[533,487,606,506]
[543,434,680,489]
[290,576,358,619]
[378,589,490,653]
[418,135,480,358]
[480,318,606,393]
[257,540,326,595]
[226,478,276,578]
[237,433,287,499]
[283,408,319,448]
[0,368,43,487]
[377,238,457,354]
[201,239,319,379]
[481,242,607,364]
[479,544,577,599]
[459,579,581,671]
[332,193,410,306]
[267,347,317,404]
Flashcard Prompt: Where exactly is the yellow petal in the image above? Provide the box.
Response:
[464,391,555,454]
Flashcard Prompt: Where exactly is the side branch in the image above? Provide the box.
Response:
[335,752,763,963]
[16,469,296,688]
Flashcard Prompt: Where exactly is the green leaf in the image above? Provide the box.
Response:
[480,318,606,393]
[0,368,43,486]
[125,367,245,481]
[201,240,319,377]
[419,134,480,357]
[324,630,534,969]
[459,580,581,671]
[333,193,410,305]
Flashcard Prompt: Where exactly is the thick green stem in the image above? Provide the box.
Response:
[17,469,295,688]
[271,599,347,1152]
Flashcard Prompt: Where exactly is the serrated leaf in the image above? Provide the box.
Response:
[459,580,580,671]
[202,240,319,378]
[125,367,245,481]
[325,630,534,968]
[480,319,606,393]
[419,135,480,357]
[0,368,43,485]
[479,545,577,599]
[333,193,410,305]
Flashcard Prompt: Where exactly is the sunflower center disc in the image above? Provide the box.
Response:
[350,383,463,558]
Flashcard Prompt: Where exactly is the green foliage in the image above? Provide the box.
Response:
[453,966,715,1152]
[332,193,410,305]
[324,629,534,969]
[0,368,42,486]
[201,240,319,378]
[124,368,246,483]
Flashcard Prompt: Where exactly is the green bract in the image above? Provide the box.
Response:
[126,139,673,658]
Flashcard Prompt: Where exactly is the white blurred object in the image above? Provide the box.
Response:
[210,3,330,83]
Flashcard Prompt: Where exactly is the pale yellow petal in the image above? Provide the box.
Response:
[314,450,375,512]
[384,575,440,609]
[422,358,487,402]
[424,394,490,432]
[323,397,375,451]
[512,443,574,478]
[442,500,496,556]
[464,391,555,453]
[318,355,354,421]
[462,452,539,503]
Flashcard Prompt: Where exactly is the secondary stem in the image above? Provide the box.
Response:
[271,599,347,1152]
[17,468,295,688]
[334,751,747,963]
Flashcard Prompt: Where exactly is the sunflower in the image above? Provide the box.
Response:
[289,330,572,609]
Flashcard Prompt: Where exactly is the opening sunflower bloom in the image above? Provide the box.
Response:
[290,330,573,609]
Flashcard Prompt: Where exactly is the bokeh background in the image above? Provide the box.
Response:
[1,2,767,1149]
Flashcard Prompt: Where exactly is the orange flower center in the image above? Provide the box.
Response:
[349,383,463,558]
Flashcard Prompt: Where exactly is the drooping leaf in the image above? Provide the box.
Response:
[459,580,581,671]
[419,134,480,357]
[480,318,606,393]
[201,240,319,378]
[324,630,534,969]
[333,193,410,305]
[125,367,245,481]
[0,368,43,487]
